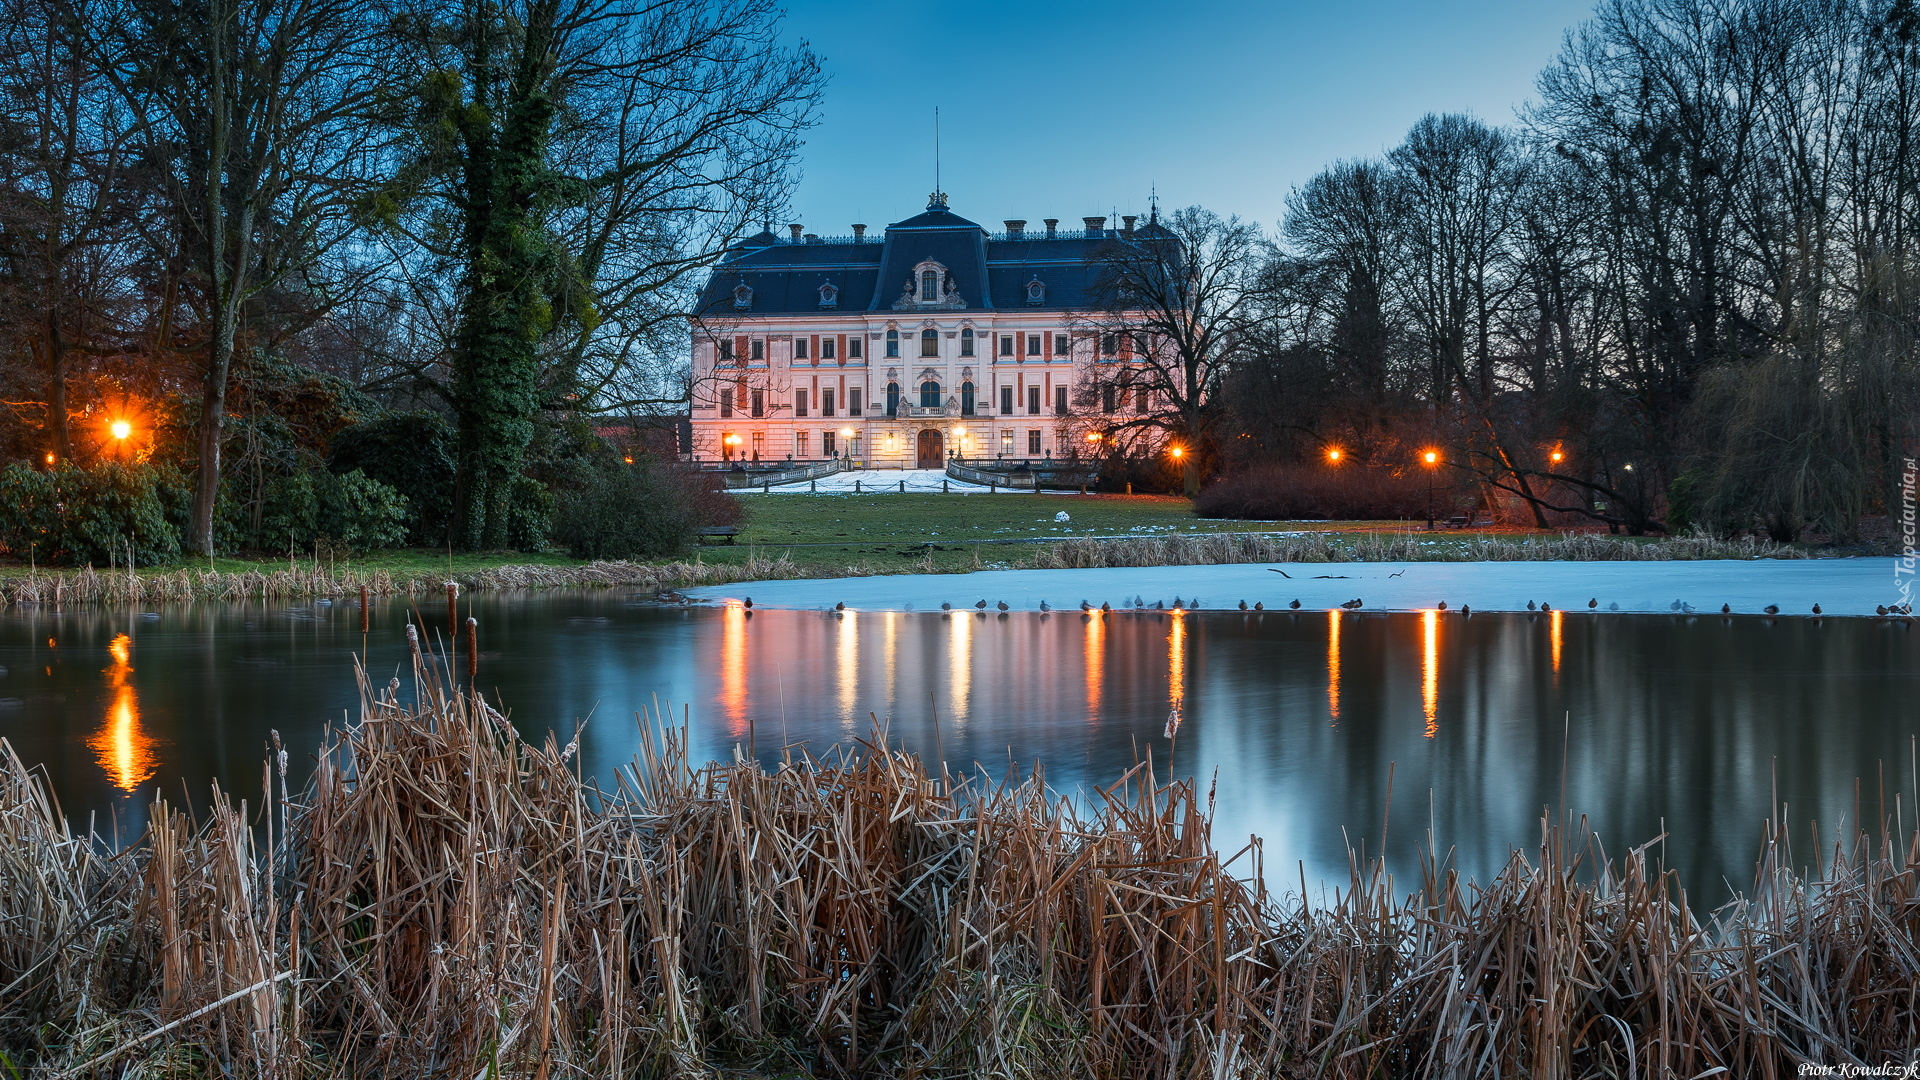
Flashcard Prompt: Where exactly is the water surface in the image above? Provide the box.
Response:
[1,593,1915,899]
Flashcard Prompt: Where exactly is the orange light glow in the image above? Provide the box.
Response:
[44,453,55,465]
[1326,609,1342,724]
[110,420,131,440]
[1551,607,1564,675]
[836,609,858,722]
[1326,448,1342,463]
[623,455,634,464]
[1550,451,1564,464]
[1421,609,1439,738]
[1086,431,1102,443]
[947,605,971,721]
[1423,450,1439,465]
[89,633,158,792]
[1169,445,1185,459]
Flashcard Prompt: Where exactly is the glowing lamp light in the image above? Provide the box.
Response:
[1550,451,1564,464]
[1326,448,1342,463]
[110,421,131,440]
[1423,450,1439,465]
[723,434,743,447]
[1169,446,1185,459]
[44,452,55,465]
[839,427,854,438]
[623,455,634,464]
[1086,431,1102,443]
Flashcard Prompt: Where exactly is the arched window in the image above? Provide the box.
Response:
[1025,277,1045,304]
[920,380,942,408]
[886,381,901,416]
[960,327,975,356]
[732,283,753,310]
[921,269,940,302]
[920,328,939,357]
[960,381,975,416]
[885,328,900,358]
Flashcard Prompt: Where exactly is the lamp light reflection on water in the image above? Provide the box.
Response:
[90,633,157,792]
[1084,608,1104,717]
[720,603,747,737]
[1421,609,1439,738]
[947,607,970,722]
[1166,609,1187,731]
[1326,609,1341,724]
[1551,608,1564,675]
[836,610,858,722]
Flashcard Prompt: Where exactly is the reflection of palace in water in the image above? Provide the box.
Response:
[89,632,158,792]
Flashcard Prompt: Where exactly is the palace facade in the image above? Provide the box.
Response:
[688,194,1160,469]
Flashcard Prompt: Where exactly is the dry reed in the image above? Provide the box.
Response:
[1027,531,1807,570]
[0,555,813,609]
[0,656,1914,1077]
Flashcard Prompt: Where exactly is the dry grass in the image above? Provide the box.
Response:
[0,555,819,608]
[0,655,1914,1077]
[1026,530,1807,569]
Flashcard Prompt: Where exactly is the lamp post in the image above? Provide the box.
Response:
[1423,449,1440,529]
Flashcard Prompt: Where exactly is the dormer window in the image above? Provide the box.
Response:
[732,282,753,310]
[921,269,939,302]
[1025,278,1046,305]
[818,280,839,309]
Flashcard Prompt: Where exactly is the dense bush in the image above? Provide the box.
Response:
[248,468,411,552]
[1195,462,1457,521]
[328,411,457,544]
[0,463,189,566]
[551,458,737,560]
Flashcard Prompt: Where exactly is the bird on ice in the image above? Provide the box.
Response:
[1289,599,1301,610]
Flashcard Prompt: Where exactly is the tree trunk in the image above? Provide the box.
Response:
[44,307,70,461]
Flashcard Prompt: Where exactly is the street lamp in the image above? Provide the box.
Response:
[1422,449,1440,530]
[840,427,855,462]
[110,421,131,441]
[1326,447,1342,464]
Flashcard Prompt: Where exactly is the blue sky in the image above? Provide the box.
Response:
[778,0,1597,236]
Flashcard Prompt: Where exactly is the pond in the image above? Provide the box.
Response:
[2,590,1916,900]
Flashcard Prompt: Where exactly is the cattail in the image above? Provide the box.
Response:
[465,617,478,681]
[360,584,370,633]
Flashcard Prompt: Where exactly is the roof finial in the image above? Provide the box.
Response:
[1149,184,1159,223]
[926,107,948,211]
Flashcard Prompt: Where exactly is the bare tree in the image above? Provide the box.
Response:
[1075,206,1272,496]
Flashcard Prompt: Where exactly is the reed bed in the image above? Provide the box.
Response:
[0,658,1914,1077]
[0,555,814,608]
[1028,530,1806,570]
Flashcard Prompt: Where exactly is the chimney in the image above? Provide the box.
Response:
[1003,219,1026,239]
[1044,218,1058,238]
[804,233,820,244]
[1083,216,1106,238]
[852,223,867,241]
[1121,215,1137,239]
[788,223,803,241]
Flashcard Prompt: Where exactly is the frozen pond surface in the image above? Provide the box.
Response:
[2,581,1916,900]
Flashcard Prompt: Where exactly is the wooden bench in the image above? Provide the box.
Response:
[697,526,739,545]
[1445,514,1473,529]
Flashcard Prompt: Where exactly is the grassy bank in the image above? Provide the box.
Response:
[0,494,1823,607]
[0,657,1914,1076]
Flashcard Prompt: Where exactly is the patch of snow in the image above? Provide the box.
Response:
[686,559,1904,617]
[741,468,997,494]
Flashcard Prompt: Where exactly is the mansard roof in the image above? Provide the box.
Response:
[694,195,1138,318]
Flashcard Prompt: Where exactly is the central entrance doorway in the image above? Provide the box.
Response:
[916,429,944,469]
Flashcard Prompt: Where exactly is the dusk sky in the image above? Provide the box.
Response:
[779,0,1597,236]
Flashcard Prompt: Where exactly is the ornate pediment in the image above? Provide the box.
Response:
[892,259,967,311]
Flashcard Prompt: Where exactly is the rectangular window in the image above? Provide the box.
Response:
[1028,429,1042,455]
[848,337,862,359]
[822,337,836,360]
[822,430,836,456]
[794,337,809,360]
[1102,385,1116,413]
[1026,334,1041,356]
[1054,332,1069,355]
[1101,333,1117,356]
[921,331,939,357]
[1000,430,1013,455]
[750,389,764,418]
[717,339,734,362]
[999,385,1013,414]
[750,339,765,361]
[849,387,863,416]
[822,388,836,417]
[999,335,1014,356]
[751,431,764,458]
[795,389,808,417]
[1027,385,1040,415]
[796,431,811,456]
[719,388,733,418]
[960,331,975,356]
[1055,386,1068,415]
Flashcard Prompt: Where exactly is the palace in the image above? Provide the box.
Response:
[688,193,1160,469]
